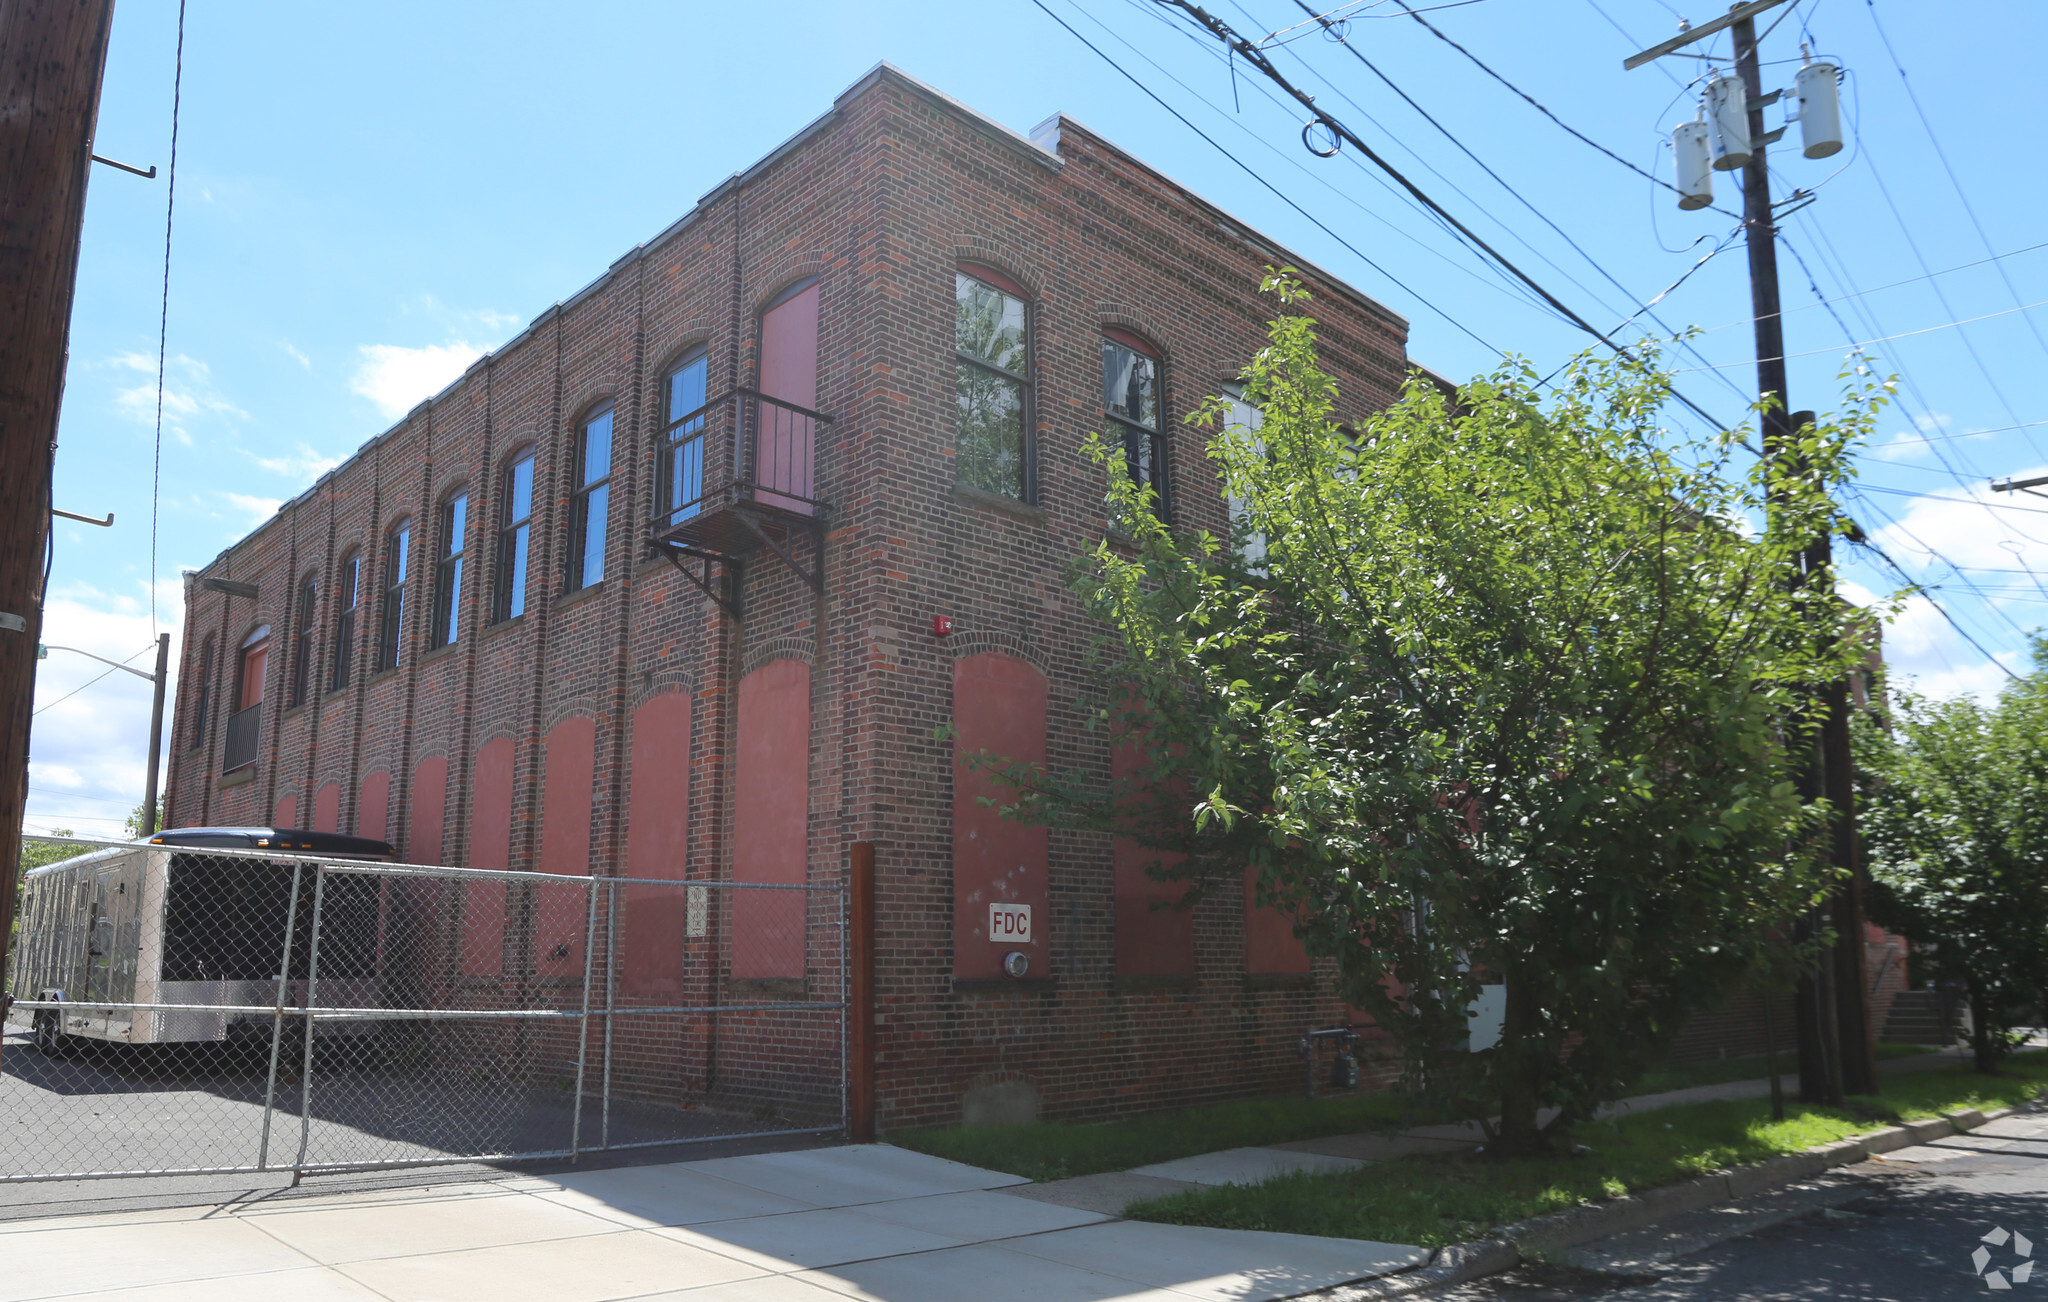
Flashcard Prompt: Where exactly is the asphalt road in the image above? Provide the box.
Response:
[1436,1105,2048,1300]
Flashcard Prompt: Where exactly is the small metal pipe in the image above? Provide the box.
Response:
[257,861,304,1170]
[291,866,329,1183]
[569,877,600,1160]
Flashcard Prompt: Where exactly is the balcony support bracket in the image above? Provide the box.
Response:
[652,541,742,620]
[734,507,823,595]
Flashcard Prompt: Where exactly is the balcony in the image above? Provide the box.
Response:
[649,389,829,615]
[223,703,261,773]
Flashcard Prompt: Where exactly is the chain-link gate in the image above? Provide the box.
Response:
[2,836,846,1182]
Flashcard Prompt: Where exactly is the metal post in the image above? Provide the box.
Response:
[600,878,617,1150]
[291,865,329,1182]
[568,877,600,1160]
[847,844,874,1141]
[256,861,304,1170]
[139,634,170,835]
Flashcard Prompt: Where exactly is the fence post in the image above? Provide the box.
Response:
[848,842,875,1142]
[569,877,600,1161]
[601,878,617,1151]
[291,864,330,1183]
[256,860,304,1170]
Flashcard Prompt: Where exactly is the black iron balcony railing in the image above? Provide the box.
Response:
[650,389,830,615]
[223,703,261,773]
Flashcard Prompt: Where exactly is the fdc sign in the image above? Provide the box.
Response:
[989,902,1032,944]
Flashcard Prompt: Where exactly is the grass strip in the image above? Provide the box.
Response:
[1633,1040,1937,1096]
[891,1090,1447,1183]
[1124,1052,2048,1249]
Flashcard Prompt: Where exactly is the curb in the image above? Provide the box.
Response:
[1316,1102,2024,1299]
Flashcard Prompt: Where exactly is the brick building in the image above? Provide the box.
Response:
[165,64,1420,1131]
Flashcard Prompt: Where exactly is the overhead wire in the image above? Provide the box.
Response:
[32,644,157,718]
[1861,0,2048,372]
[1146,0,1737,433]
[1023,0,1507,355]
[149,0,187,640]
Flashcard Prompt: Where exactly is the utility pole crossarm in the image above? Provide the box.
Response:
[1623,0,1793,69]
[1992,474,2048,495]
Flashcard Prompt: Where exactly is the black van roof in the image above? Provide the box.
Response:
[144,828,396,858]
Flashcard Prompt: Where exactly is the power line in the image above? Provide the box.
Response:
[1147,0,1736,432]
[32,643,155,717]
[1692,238,2048,338]
[1848,532,2023,679]
[1666,298,2048,372]
[150,0,188,639]
[1024,0,1506,355]
[1392,0,1729,211]
[1862,0,2048,371]
[1874,418,2048,451]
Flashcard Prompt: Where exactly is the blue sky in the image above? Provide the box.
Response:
[29,0,2048,836]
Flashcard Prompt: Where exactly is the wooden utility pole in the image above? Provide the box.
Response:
[1631,2,1877,1102]
[0,0,119,1048]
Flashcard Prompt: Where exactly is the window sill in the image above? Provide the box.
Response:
[419,642,460,666]
[952,483,1046,525]
[281,702,309,721]
[480,613,527,642]
[952,976,1058,995]
[554,581,606,613]
[218,767,257,790]
[1113,973,1198,994]
[728,977,808,1001]
[366,667,400,687]
[1242,972,1315,992]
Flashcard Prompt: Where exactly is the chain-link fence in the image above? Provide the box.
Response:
[2,836,845,1183]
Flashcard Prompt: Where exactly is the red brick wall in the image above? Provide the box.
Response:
[166,65,1415,1130]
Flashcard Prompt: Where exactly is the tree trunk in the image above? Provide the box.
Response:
[1970,983,1998,1075]
[1491,967,1544,1158]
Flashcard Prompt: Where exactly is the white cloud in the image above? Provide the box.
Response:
[249,441,344,481]
[108,351,246,428]
[223,491,284,525]
[25,581,185,840]
[350,341,484,420]
[279,340,312,370]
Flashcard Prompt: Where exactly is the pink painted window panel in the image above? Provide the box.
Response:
[536,717,596,974]
[274,795,298,830]
[358,770,390,845]
[1244,867,1312,975]
[755,281,819,514]
[1112,738,1194,977]
[463,737,515,978]
[952,653,1049,980]
[409,756,447,866]
[313,782,340,834]
[624,692,691,996]
[733,660,809,979]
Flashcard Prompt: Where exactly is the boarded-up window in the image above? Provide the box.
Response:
[952,653,1048,980]
[624,692,692,996]
[536,717,596,973]
[1113,736,1193,977]
[463,737,515,978]
[733,660,809,979]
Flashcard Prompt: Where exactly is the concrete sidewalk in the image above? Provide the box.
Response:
[0,1145,1426,1302]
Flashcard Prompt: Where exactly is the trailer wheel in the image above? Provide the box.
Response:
[31,1011,68,1057]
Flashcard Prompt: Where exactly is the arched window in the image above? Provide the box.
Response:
[1102,328,1165,524]
[190,634,217,751]
[954,266,1031,501]
[288,572,317,707]
[659,352,709,525]
[331,550,360,690]
[431,492,467,650]
[495,451,535,623]
[569,409,613,591]
[377,518,411,671]
[225,625,270,772]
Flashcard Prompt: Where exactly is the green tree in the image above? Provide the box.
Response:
[983,275,1882,1156]
[1859,653,2048,1073]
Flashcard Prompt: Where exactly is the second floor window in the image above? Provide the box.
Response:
[1103,332,1165,522]
[376,520,410,671]
[495,452,534,622]
[954,269,1029,500]
[431,493,466,650]
[570,409,613,590]
[331,552,360,690]
[289,573,316,707]
[660,353,709,524]
[190,635,216,750]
